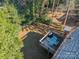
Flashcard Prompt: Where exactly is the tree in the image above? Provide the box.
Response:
[0,1,24,59]
[24,0,52,25]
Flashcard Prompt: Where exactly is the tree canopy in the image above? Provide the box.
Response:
[0,1,23,59]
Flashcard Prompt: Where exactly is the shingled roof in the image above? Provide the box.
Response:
[52,27,79,59]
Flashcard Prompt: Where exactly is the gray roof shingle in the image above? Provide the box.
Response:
[52,27,79,59]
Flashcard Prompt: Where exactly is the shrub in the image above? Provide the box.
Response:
[0,2,24,59]
[0,20,23,59]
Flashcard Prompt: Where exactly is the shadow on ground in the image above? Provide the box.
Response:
[22,32,52,59]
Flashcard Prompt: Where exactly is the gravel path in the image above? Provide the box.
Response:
[22,32,52,59]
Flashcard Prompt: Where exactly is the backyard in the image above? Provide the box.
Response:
[0,0,79,59]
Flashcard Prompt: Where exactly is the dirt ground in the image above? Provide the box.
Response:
[22,32,52,59]
[19,11,66,39]
[19,23,64,40]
